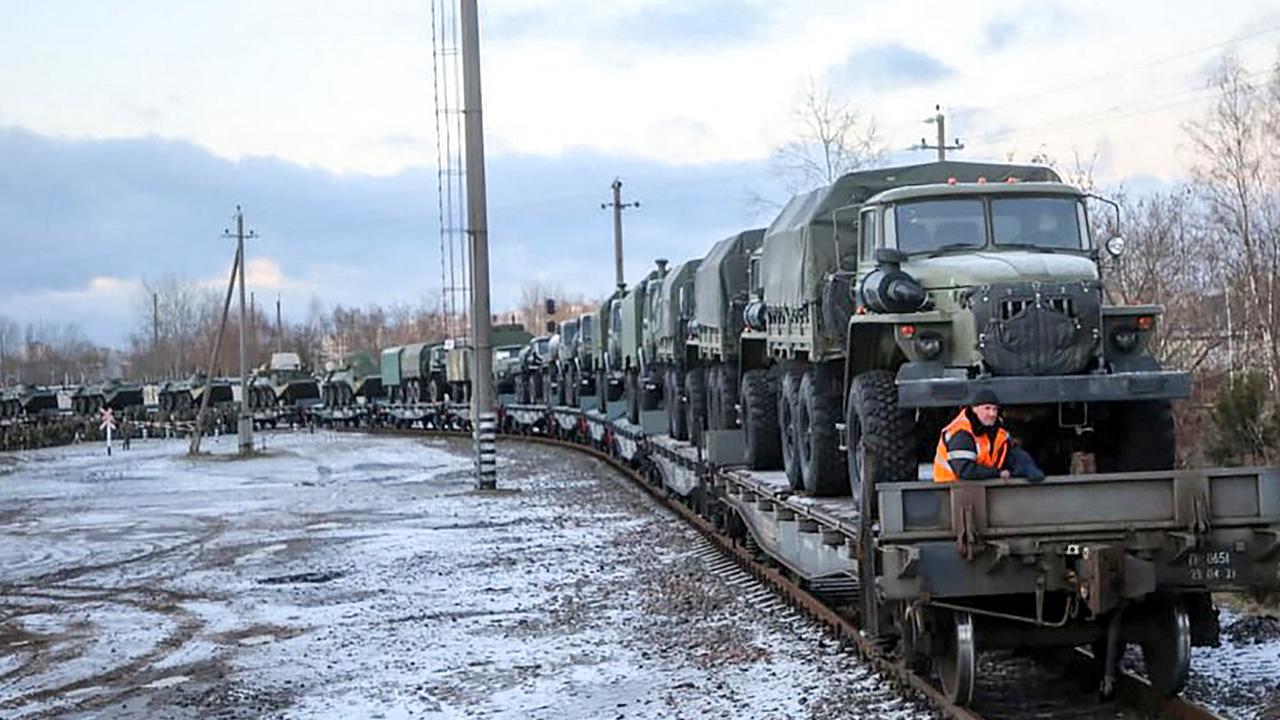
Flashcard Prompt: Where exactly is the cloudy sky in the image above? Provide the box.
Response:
[3,0,1279,346]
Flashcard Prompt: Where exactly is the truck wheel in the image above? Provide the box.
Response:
[845,370,917,502]
[742,368,781,469]
[686,368,706,447]
[798,365,848,496]
[669,369,688,440]
[779,367,804,490]
[706,367,721,431]
[1096,400,1176,471]
[722,366,740,429]
[626,373,640,425]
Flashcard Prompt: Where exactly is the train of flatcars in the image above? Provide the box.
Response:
[5,160,1280,706]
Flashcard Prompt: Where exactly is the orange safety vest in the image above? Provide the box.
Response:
[933,410,1010,483]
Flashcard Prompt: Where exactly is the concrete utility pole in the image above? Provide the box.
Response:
[914,105,964,161]
[460,0,497,490]
[275,295,283,353]
[222,207,258,455]
[601,179,640,291]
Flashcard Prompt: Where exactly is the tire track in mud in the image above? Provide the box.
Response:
[0,517,229,717]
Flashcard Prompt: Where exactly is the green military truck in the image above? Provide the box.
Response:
[545,318,579,407]
[748,160,1189,497]
[618,263,667,423]
[686,228,766,445]
[588,291,626,412]
[651,258,702,441]
[492,323,533,396]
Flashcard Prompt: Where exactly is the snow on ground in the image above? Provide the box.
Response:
[0,432,928,719]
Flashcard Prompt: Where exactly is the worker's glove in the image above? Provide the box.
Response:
[1025,469,1046,484]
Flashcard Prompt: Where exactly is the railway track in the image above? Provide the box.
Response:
[358,423,1228,720]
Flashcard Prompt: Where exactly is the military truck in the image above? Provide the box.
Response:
[545,318,579,406]
[322,351,383,408]
[380,346,406,402]
[842,166,1188,492]
[572,312,598,403]
[514,335,551,404]
[588,291,627,412]
[686,229,767,441]
[651,258,702,441]
[489,323,534,397]
[619,262,668,423]
[748,160,1189,498]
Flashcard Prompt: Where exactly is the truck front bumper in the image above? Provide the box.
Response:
[895,363,1192,408]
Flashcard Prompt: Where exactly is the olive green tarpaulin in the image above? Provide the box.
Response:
[401,343,430,380]
[695,228,765,330]
[379,347,404,387]
[761,161,1061,307]
[656,260,700,342]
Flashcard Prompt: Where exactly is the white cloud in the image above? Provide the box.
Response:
[3,0,1278,183]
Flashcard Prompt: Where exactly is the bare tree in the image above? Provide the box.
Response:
[1185,51,1280,387]
[0,314,18,384]
[771,81,884,193]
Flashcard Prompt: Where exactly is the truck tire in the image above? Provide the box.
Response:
[1096,400,1176,472]
[845,370,917,504]
[626,372,640,425]
[686,368,706,447]
[742,368,782,469]
[722,366,741,429]
[668,368,688,440]
[779,367,804,490]
[798,365,848,496]
[706,366,721,431]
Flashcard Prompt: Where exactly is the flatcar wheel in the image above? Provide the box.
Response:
[934,610,976,706]
[1142,599,1191,696]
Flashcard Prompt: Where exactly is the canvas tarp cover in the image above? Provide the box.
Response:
[695,228,765,329]
[656,260,700,341]
[401,343,429,380]
[761,161,1061,307]
[380,347,403,387]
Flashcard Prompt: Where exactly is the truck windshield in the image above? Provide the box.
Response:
[991,197,1086,250]
[895,199,985,254]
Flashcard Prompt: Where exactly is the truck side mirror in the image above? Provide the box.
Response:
[546,320,557,334]
[545,298,557,316]
[875,248,906,266]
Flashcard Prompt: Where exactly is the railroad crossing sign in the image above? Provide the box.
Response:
[99,407,116,455]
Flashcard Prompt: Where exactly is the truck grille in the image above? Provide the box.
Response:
[1000,296,1075,321]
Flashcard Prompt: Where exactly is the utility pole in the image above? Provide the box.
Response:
[152,292,159,377]
[601,179,640,292]
[276,295,283,353]
[460,0,496,490]
[222,207,257,455]
[914,105,964,161]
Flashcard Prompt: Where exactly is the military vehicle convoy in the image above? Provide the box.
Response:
[650,258,701,441]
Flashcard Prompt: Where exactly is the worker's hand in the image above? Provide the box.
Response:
[999,470,1011,479]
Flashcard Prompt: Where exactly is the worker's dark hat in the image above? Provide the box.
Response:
[971,389,1000,407]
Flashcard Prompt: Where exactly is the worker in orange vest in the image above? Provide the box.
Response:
[933,389,1045,483]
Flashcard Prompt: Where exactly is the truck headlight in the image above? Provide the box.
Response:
[1111,327,1139,353]
[914,332,943,360]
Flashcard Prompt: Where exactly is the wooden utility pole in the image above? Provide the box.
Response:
[190,244,242,455]
[914,105,964,161]
[221,207,257,455]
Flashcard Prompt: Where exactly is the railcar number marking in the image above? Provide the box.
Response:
[1187,550,1238,582]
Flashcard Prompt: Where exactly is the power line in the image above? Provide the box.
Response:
[970,64,1274,145]
[980,22,1280,118]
